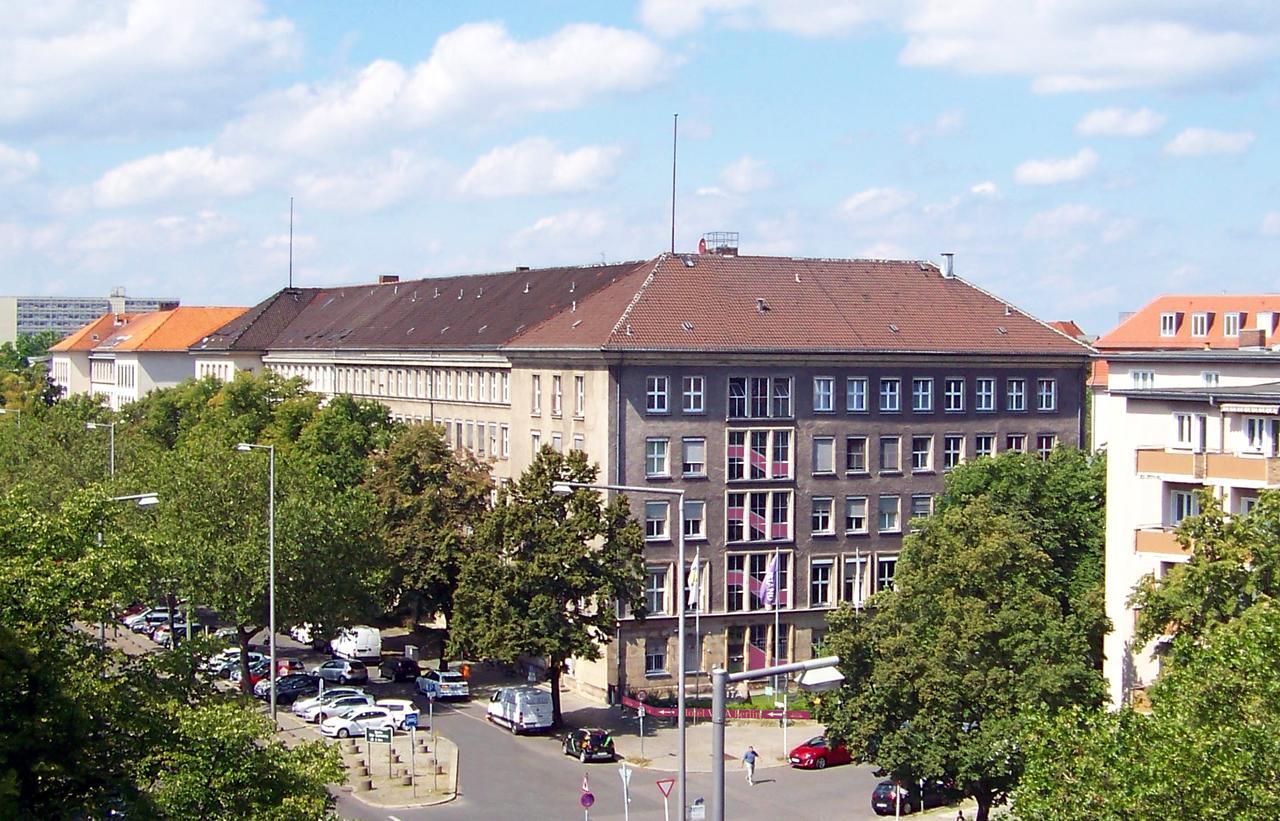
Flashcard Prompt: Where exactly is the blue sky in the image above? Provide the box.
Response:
[2,1,1279,335]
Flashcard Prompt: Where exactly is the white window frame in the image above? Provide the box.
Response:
[682,375,705,414]
[879,378,901,412]
[944,378,964,412]
[646,376,669,414]
[810,558,834,608]
[683,500,706,540]
[1131,370,1155,389]
[1006,378,1026,412]
[879,436,901,473]
[645,638,667,674]
[552,374,563,416]
[645,438,670,477]
[1160,312,1178,337]
[531,374,542,415]
[811,497,834,536]
[813,376,835,412]
[1190,312,1209,337]
[912,377,933,412]
[846,377,868,413]
[975,433,995,458]
[1006,433,1027,453]
[574,374,585,418]
[875,555,898,592]
[911,435,933,472]
[976,377,995,412]
[682,437,707,477]
[645,500,670,541]
[943,434,964,470]
[1036,434,1057,458]
[1202,371,1220,387]
[1037,378,1057,412]
[844,496,868,534]
[1170,490,1199,525]
[843,555,867,605]
[1224,312,1242,338]
[812,436,836,475]
[877,495,901,533]
[845,435,868,474]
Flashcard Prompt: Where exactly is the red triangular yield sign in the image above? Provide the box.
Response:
[656,778,675,798]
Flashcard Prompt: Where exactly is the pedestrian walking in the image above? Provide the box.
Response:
[742,745,758,786]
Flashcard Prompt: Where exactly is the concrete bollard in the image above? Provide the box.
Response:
[398,775,413,786]
[353,778,373,792]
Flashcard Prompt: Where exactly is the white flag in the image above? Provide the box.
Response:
[687,550,701,610]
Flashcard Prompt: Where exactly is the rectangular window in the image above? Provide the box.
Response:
[1160,312,1178,337]
[845,436,868,473]
[682,438,706,476]
[645,638,666,674]
[645,501,669,541]
[912,378,933,412]
[1171,490,1199,525]
[810,559,833,607]
[811,497,834,535]
[466,421,474,450]
[1037,378,1057,411]
[727,429,791,481]
[727,555,745,611]
[646,376,669,414]
[911,435,933,472]
[1006,433,1027,453]
[683,501,706,540]
[531,375,542,414]
[944,378,965,412]
[551,375,563,416]
[501,372,510,403]
[844,497,868,534]
[1245,417,1280,456]
[551,433,563,453]
[879,436,901,473]
[911,493,933,521]
[645,438,670,477]
[572,434,585,453]
[976,377,995,412]
[1006,378,1026,412]
[1174,413,1194,448]
[1131,370,1154,389]
[879,378,901,412]
[467,371,475,401]
[682,376,705,413]
[878,495,900,533]
[1224,312,1242,338]
[725,490,792,543]
[489,423,498,456]
[812,436,835,474]
[875,555,898,592]
[645,568,667,615]
[813,377,835,412]
[500,424,509,458]
[728,376,792,419]
[574,375,585,417]
[975,434,994,458]
[846,377,868,412]
[1036,434,1056,458]
[1202,371,1220,387]
[750,431,769,479]
[1191,312,1209,337]
[479,372,489,403]
[943,435,964,470]
[843,556,867,605]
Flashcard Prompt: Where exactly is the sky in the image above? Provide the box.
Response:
[2,1,1279,336]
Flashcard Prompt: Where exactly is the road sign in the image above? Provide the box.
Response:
[636,689,648,702]
[656,778,675,798]
[404,712,419,729]
[366,727,392,744]
[425,687,437,701]
[580,792,594,809]
[619,764,632,788]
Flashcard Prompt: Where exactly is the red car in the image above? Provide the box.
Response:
[788,736,852,770]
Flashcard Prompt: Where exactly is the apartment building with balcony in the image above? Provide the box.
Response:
[1095,295,1280,706]
[202,249,1091,702]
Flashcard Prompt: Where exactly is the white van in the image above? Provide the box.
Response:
[330,626,382,661]
[486,686,555,735]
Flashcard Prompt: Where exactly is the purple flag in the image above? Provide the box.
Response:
[761,552,779,606]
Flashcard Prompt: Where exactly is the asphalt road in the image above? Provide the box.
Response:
[331,678,887,821]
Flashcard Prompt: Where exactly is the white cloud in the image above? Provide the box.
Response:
[970,180,999,197]
[227,22,669,154]
[1075,107,1166,137]
[514,209,610,243]
[718,155,775,194]
[1,0,298,134]
[840,187,915,221]
[1023,203,1102,239]
[1164,127,1256,156]
[906,109,965,144]
[93,147,267,207]
[1261,213,1280,236]
[642,1,1280,92]
[295,150,433,212]
[0,143,40,183]
[1014,148,1098,185]
[457,138,622,199]
[71,210,236,253]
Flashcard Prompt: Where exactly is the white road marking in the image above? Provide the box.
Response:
[387,815,403,821]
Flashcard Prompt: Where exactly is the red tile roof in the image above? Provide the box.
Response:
[1095,295,1280,350]
[93,307,247,352]
[50,313,138,352]
[509,254,1090,355]
[1049,320,1087,339]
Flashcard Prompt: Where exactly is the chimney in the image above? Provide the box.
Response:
[940,253,954,278]
[1240,328,1266,349]
[378,274,399,284]
[108,286,126,319]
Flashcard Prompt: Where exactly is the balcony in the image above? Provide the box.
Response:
[1135,448,1280,486]
[1134,527,1190,556]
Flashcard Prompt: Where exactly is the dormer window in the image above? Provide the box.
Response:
[1224,312,1242,337]
[1190,312,1210,337]
[1159,312,1179,337]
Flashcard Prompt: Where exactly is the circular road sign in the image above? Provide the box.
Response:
[636,689,648,702]
[580,792,595,809]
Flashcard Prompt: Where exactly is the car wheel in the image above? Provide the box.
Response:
[815,756,827,770]
[510,721,519,735]
[902,802,915,815]
[580,750,589,764]
[338,727,349,738]
[562,741,571,756]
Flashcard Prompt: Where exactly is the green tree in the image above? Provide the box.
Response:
[366,423,491,658]
[1016,600,1280,820]
[817,498,1103,821]
[449,447,646,725]
[294,393,396,490]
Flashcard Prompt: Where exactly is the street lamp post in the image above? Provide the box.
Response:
[86,421,115,477]
[0,408,19,428]
[99,493,160,649]
[236,443,276,725]
[553,480,688,818]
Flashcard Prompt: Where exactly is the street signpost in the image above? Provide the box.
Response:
[581,773,594,821]
[366,726,393,780]
[618,762,633,821]
[405,713,419,796]
[636,690,647,759]
[657,777,675,821]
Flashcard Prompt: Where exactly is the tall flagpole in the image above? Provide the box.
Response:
[691,545,701,723]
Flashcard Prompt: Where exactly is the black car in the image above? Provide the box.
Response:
[379,657,421,682]
[562,728,616,763]
[256,673,320,705]
[871,778,961,815]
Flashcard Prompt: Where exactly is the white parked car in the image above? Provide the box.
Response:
[330,626,382,661]
[319,706,395,739]
[376,699,421,730]
[486,686,555,735]
[291,687,364,716]
[298,693,374,723]
[415,669,470,700]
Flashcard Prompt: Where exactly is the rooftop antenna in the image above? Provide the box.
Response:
[671,113,678,254]
[288,196,294,289]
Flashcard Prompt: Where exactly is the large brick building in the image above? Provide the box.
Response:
[196,249,1092,702]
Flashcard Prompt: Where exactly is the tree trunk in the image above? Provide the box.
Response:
[438,625,450,670]
[549,657,563,728]
[975,788,993,821]
[237,627,254,695]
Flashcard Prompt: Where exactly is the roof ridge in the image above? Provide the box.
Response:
[608,256,666,340]
[949,272,1097,354]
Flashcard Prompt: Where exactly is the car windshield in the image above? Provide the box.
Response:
[588,732,610,744]
[805,737,827,747]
